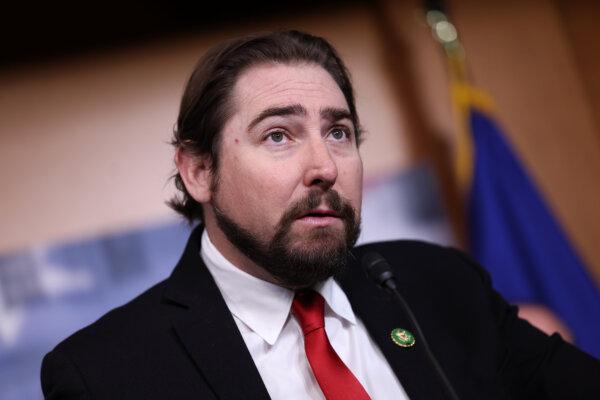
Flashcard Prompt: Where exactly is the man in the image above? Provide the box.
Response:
[41,30,600,399]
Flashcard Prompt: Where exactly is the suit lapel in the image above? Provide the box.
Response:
[336,253,448,400]
[163,226,270,400]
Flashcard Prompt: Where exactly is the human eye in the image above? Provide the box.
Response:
[327,126,352,142]
[263,130,289,145]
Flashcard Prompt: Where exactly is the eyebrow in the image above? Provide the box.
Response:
[247,104,306,130]
[320,107,353,123]
[247,104,354,131]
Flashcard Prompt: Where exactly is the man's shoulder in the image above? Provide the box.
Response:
[50,278,171,356]
[351,239,490,285]
[353,239,478,269]
[353,238,447,258]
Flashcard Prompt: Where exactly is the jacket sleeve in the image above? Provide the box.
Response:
[41,349,92,400]
[450,248,600,399]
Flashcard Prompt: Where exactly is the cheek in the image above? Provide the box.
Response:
[218,153,299,221]
[245,157,296,196]
[339,157,363,203]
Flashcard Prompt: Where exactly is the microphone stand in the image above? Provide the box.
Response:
[361,252,461,400]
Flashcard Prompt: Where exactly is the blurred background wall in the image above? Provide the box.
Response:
[1,0,599,398]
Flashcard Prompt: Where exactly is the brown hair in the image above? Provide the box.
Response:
[169,30,361,223]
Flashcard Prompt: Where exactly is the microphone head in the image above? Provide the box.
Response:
[361,252,396,289]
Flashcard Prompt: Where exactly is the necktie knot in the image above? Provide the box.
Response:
[292,290,325,335]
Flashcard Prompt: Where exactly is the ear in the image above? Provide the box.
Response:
[174,147,214,204]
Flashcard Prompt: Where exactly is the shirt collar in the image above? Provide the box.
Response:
[314,277,357,325]
[200,230,356,345]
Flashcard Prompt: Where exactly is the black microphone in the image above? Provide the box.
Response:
[361,252,398,291]
[361,252,461,400]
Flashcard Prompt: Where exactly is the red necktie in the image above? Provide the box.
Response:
[292,290,371,400]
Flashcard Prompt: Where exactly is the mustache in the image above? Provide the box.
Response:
[277,189,357,230]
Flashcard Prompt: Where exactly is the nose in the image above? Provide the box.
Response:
[302,138,338,190]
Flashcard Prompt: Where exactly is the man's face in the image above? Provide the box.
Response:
[205,62,363,288]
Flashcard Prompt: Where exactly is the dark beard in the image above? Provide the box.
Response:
[212,189,361,289]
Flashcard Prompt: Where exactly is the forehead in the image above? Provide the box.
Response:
[230,62,349,118]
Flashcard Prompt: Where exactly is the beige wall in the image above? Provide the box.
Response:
[558,0,600,143]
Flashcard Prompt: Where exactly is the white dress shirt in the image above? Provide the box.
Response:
[201,231,410,400]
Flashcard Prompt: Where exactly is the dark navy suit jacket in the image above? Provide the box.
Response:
[41,226,600,399]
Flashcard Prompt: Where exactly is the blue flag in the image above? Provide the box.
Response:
[467,107,600,358]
